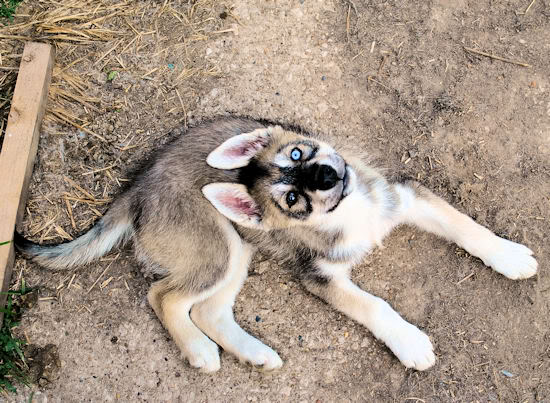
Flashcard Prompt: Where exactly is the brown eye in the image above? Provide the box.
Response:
[286,191,297,207]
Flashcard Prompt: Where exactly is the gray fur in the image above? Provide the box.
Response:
[17,117,357,288]
[18,192,133,269]
[16,116,533,373]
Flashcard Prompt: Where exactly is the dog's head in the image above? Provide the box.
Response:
[202,126,355,230]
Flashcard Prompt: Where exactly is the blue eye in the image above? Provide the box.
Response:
[290,148,302,161]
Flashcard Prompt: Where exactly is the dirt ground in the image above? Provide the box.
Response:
[1,0,549,401]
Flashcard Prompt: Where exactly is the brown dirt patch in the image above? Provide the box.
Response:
[1,0,549,401]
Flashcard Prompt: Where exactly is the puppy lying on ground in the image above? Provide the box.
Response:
[15,117,538,372]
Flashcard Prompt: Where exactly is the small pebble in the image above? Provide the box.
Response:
[500,369,515,377]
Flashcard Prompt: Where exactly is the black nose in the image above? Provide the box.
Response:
[311,164,338,190]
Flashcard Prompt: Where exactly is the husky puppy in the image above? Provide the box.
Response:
[15,117,538,372]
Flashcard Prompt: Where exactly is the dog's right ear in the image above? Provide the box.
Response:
[206,127,273,169]
[202,183,265,230]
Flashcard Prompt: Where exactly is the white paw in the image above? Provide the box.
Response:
[480,236,538,280]
[384,320,436,371]
[372,301,435,371]
[235,336,283,371]
[185,337,221,373]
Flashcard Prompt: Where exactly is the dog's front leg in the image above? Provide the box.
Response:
[301,261,436,371]
[393,181,538,280]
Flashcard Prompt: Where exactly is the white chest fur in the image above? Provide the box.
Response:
[321,189,395,264]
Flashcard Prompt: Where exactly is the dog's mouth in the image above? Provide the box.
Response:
[342,166,351,197]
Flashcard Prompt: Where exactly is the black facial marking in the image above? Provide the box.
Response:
[272,165,313,218]
[276,140,317,155]
[238,159,269,190]
[306,146,319,162]
[277,163,339,193]
[277,166,300,185]
[327,201,340,213]
[272,197,310,220]
[302,192,313,214]
[276,166,312,190]
[287,210,310,219]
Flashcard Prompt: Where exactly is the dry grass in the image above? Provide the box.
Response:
[0,0,232,242]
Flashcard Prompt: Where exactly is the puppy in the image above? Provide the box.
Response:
[15,117,538,372]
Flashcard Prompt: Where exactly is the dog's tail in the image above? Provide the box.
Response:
[14,193,134,270]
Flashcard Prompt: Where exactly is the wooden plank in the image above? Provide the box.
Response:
[0,42,55,322]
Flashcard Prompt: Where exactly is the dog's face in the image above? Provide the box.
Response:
[203,126,355,230]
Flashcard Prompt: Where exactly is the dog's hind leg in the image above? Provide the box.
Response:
[148,282,221,373]
[190,241,283,371]
[392,181,537,280]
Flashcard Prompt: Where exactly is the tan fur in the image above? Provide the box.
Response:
[16,117,537,373]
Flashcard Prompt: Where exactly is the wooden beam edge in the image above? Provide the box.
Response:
[0,42,55,323]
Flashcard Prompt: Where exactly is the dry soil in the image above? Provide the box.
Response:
[1,0,549,402]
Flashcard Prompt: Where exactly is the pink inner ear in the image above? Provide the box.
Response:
[221,192,258,218]
[225,138,269,158]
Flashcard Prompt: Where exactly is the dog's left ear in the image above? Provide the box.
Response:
[207,127,272,169]
[202,183,265,230]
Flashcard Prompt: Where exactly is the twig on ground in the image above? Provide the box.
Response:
[367,76,392,91]
[346,5,350,39]
[343,0,358,15]
[456,272,475,285]
[87,257,117,294]
[464,47,531,68]
[525,0,537,14]
[175,88,187,128]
